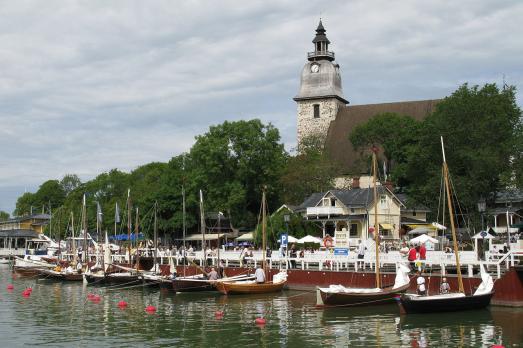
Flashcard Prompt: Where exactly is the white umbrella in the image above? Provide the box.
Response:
[297,235,322,244]
[410,234,439,244]
[407,227,435,235]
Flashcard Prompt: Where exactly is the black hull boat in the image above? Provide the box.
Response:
[39,268,83,281]
[172,274,215,292]
[398,291,494,314]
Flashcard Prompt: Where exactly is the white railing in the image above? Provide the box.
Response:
[492,227,519,234]
[306,206,344,216]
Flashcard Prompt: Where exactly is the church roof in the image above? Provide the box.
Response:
[325,99,440,173]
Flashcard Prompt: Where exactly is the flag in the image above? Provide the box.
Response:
[96,201,103,224]
[115,202,120,224]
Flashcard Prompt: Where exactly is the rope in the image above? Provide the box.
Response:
[319,296,399,308]
[105,279,161,291]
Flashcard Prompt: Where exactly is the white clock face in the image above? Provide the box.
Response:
[310,64,319,73]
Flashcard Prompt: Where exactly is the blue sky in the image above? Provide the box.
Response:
[1,0,522,214]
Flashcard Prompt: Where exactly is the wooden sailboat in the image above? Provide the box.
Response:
[215,187,287,295]
[397,137,494,313]
[316,148,411,307]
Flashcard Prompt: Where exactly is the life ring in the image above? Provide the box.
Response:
[323,236,333,247]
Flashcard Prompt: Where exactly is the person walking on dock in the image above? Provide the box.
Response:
[357,240,366,270]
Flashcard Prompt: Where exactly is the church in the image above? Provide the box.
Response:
[294,20,440,174]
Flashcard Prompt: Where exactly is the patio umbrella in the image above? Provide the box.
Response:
[297,235,322,244]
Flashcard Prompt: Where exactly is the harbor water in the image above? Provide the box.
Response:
[0,267,521,347]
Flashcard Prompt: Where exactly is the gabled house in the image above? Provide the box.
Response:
[485,190,523,236]
[295,181,405,245]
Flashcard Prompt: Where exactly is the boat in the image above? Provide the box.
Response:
[38,267,84,281]
[215,187,287,295]
[397,137,494,314]
[316,147,411,307]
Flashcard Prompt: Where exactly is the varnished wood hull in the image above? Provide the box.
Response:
[13,267,41,277]
[172,276,214,292]
[317,283,410,307]
[38,269,83,281]
[215,280,286,295]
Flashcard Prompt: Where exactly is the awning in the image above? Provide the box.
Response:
[236,232,254,241]
[183,233,230,241]
[379,223,393,230]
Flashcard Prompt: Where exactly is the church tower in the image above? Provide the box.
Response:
[294,20,348,147]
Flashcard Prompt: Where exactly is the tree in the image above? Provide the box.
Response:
[407,83,523,220]
[0,211,9,221]
[14,192,36,216]
[281,135,340,205]
[60,174,82,196]
[34,180,66,210]
[188,119,287,228]
[349,113,422,188]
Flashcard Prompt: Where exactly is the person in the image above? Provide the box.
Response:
[419,243,427,260]
[266,247,272,258]
[416,271,426,296]
[399,242,409,257]
[207,267,219,281]
[254,266,265,284]
[408,244,417,271]
[76,260,83,274]
[241,246,249,266]
[218,259,225,278]
[289,244,297,269]
[299,249,305,258]
[440,277,450,294]
[357,240,366,270]
[65,265,74,274]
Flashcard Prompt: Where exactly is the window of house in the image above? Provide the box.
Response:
[331,198,336,207]
[313,104,320,118]
[350,208,355,213]
[412,211,417,217]
[380,195,387,207]
[350,223,358,237]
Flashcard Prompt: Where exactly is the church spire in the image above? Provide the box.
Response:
[308,19,334,61]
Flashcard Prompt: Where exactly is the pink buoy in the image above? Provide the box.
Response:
[22,290,31,298]
[255,317,266,325]
[87,293,94,300]
[118,300,128,308]
[491,345,505,348]
[145,305,157,313]
[215,310,224,319]
[26,288,33,293]
[6,284,14,290]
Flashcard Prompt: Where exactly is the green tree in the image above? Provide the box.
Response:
[349,112,422,188]
[14,192,36,216]
[188,119,287,228]
[0,211,10,221]
[281,135,340,205]
[407,83,523,219]
[60,174,82,196]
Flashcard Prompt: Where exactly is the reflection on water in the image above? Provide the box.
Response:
[0,267,521,347]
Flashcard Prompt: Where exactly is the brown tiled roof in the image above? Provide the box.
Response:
[325,99,440,173]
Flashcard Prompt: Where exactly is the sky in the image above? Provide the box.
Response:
[1,0,522,214]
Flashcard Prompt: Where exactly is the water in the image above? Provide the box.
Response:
[1,267,521,347]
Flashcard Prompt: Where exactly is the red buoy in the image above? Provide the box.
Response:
[145,305,157,313]
[22,289,31,298]
[6,284,14,290]
[90,294,101,303]
[87,293,94,300]
[215,310,224,319]
[118,300,128,308]
[491,345,505,348]
[26,287,33,293]
[255,317,266,325]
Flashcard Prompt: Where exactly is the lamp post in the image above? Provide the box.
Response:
[477,197,486,231]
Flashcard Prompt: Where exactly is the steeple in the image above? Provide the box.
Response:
[308,19,334,62]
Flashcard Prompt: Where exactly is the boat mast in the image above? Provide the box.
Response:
[200,190,206,257]
[135,206,139,271]
[127,189,132,265]
[82,194,88,265]
[262,186,267,277]
[372,147,381,288]
[154,201,158,274]
[441,136,464,293]
[71,211,76,266]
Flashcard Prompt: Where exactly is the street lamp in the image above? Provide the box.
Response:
[477,197,486,231]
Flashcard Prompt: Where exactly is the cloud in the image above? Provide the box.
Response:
[0,0,521,213]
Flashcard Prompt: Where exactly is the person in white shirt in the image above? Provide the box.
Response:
[416,271,426,295]
[254,266,265,284]
[357,241,366,270]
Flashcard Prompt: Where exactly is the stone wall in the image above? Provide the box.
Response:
[296,98,345,146]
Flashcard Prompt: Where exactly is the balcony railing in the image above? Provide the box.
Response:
[492,227,519,234]
[306,206,344,216]
[307,50,335,59]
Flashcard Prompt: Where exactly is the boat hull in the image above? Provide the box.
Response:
[39,269,83,281]
[318,283,410,307]
[172,276,214,292]
[398,292,494,314]
[215,281,286,295]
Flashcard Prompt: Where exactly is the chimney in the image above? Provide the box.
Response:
[384,180,393,191]
[352,177,360,189]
